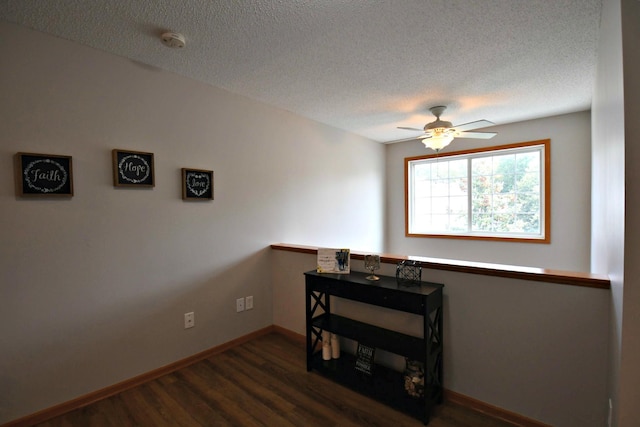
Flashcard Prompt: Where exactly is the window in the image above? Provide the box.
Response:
[405,139,550,243]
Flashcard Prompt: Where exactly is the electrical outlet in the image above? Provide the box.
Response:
[236,297,245,312]
[184,312,195,329]
[245,295,254,310]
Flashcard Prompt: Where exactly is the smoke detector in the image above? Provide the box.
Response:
[161,32,186,48]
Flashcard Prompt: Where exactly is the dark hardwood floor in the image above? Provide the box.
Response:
[34,333,515,427]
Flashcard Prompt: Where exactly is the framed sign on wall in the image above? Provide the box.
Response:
[14,152,74,197]
[112,149,155,187]
[182,168,213,200]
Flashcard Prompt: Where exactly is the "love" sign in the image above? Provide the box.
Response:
[182,168,213,200]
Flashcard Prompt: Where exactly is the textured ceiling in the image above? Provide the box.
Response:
[0,0,602,143]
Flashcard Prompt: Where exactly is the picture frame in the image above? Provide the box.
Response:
[14,152,73,197]
[112,149,155,187]
[316,248,350,273]
[354,342,376,376]
[182,168,214,200]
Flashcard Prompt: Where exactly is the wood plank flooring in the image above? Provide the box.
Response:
[34,333,515,427]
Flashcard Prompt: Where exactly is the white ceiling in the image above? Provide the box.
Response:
[0,0,602,143]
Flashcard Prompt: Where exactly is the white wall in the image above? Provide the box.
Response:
[272,251,609,427]
[619,1,640,424]
[0,22,384,423]
[386,112,592,272]
[592,0,640,425]
[591,0,625,425]
[594,0,640,425]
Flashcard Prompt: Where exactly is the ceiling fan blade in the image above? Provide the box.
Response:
[397,126,424,132]
[455,131,497,139]
[453,119,495,132]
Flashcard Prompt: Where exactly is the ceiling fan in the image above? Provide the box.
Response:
[398,106,497,151]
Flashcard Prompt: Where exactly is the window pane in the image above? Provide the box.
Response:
[449,196,467,214]
[516,213,540,233]
[493,193,516,213]
[472,193,491,213]
[496,174,516,193]
[516,172,539,193]
[414,196,431,214]
[430,214,450,231]
[493,154,515,175]
[435,161,449,179]
[414,163,431,179]
[472,157,492,176]
[415,179,431,197]
[431,196,449,214]
[449,177,467,197]
[517,151,540,172]
[493,213,515,231]
[450,212,468,231]
[472,213,492,231]
[516,193,539,214]
[449,159,467,178]
[472,174,492,196]
[430,179,447,197]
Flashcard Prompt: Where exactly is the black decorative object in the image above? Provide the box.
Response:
[112,149,155,187]
[404,358,425,398]
[396,260,422,284]
[182,168,214,200]
[14,152,73,197]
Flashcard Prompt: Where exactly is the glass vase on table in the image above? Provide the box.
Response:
[364,254,380,281]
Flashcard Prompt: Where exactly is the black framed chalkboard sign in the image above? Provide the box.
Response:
[182,168,214,200]
[14,152,74,197]
[112,149,155,187]
[355,342,376,376]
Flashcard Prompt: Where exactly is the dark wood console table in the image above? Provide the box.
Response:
[304,270,444,424]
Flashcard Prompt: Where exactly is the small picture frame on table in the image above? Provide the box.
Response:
[112,149,155,187]
[316,248,350,273]
[14,152,74,197]
[355,342,376,377]
[182,168,214,200]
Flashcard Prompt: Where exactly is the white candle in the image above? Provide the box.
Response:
[322,343,332,360]
[331,334,340,359]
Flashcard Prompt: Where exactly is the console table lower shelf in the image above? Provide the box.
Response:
[309,351,438,422]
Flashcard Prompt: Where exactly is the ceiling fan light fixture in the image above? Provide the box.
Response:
[422,128,454,151]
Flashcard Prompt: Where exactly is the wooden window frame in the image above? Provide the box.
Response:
[404,139,551,243]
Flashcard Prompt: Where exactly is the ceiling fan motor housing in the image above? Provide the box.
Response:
[425,120,453,131]
[425,106,453,131]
